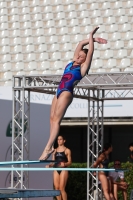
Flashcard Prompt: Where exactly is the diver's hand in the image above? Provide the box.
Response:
[94,37,107,44]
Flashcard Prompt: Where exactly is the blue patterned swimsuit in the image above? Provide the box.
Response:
[56,61,82,98]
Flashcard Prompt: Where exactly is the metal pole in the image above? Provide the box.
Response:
[100,90,104,199]
[101,90,104,150]
[92,90,95,199]
[11,77,15,188]
[96,90,99,200]
[87,89,90,200]
[92,90,95,165]
[21,76,25,189]
[27,90,30,188]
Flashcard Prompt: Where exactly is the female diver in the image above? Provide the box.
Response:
[46,135,71,200]
[93,143,115,200]
[39,27,107,160]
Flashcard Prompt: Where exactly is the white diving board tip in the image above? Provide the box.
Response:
[0,160,56,166]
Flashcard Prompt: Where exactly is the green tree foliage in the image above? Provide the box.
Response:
[66,163,87,200]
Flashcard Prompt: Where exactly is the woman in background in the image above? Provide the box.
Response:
[46,135,72,200]
[93,143,115,200]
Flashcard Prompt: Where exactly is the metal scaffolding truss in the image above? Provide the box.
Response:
[13,72,133,100]
[12,72,133,200]
[11,79,30,192]
[87,90,104,200]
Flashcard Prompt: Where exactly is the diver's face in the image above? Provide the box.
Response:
[75,51,86,64]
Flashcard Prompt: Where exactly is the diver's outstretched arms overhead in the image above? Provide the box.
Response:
[73,27,107,77]
[39,27,107,160]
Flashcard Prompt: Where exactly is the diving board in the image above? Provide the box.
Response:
[0,160,56,166]
[0,188,60,198]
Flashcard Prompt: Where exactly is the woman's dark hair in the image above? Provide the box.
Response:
[114,159,121,164]
[57,135,66,140]
[128,142,133,148]
[81,48,88,55]
[102,143,112,153]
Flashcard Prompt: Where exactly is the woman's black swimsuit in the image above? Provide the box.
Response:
[101,155,109,176]
[54,149,68,174]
